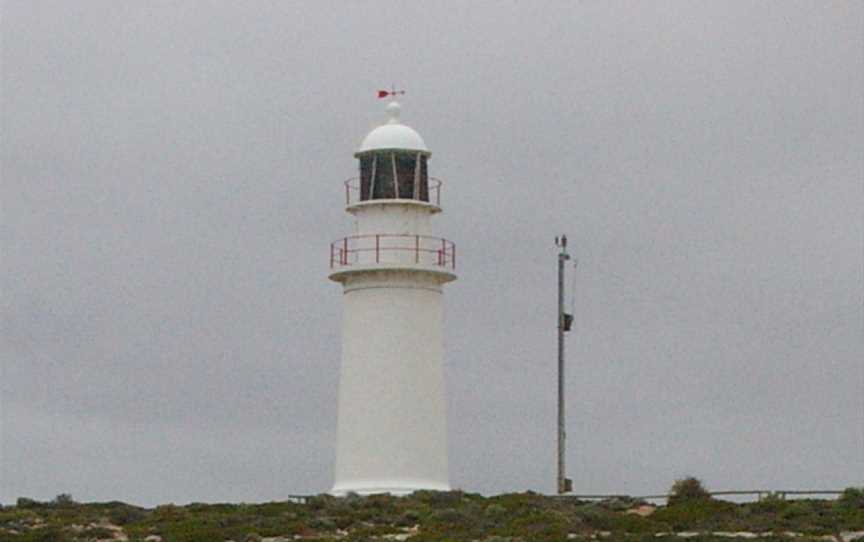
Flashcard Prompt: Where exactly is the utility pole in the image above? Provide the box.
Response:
[556,235,573,494]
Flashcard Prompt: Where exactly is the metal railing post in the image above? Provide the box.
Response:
[415,235,420,263]
[342,238,348,265]
[376,235,380,263]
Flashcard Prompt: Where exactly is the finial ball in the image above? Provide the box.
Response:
[385,101,401,124]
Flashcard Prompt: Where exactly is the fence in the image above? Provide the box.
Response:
[282,490,846,504]
[560,490,845,503]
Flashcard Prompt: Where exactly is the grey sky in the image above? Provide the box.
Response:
[1,1,861,506]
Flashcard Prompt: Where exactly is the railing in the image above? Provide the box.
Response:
[330,234,456,271]
[344,177,443,207]
[558,490,846,503]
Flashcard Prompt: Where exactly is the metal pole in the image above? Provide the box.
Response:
[557,235,570,494]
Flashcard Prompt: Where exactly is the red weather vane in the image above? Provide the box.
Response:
[377,85,405,99]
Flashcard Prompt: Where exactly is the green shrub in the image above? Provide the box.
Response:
[428,507,470,525]
[395,509,421,526]
[840,487,864,508]
[779,500,814,520]
[503,510,570,541]
[16,498,42,509]
[574,504,617,530]
[599,496,639,511]
[309,516,337,530]
[412,490,465,508]
[16,527,71,541]
[108,504,148,525]
[751,492,788,514]
[668,477,710,506]
[305,494,335,511]
[82,526,115,538]
[484,504,507,518]
[51,494,75,508]
[653,498,736,530]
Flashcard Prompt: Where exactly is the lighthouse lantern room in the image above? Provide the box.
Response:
[329,100,456,496]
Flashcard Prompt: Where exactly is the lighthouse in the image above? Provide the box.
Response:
[329,100,456,496]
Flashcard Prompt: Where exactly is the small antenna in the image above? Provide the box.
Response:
[555,234,568,249]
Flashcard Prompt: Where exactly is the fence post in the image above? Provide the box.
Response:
[343,238,348,265]
[376,235,380,263]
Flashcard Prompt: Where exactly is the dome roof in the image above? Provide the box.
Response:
[357,102,429,154]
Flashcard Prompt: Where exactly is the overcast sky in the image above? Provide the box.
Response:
[1,1,862,506]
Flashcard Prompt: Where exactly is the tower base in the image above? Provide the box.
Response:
[331,479,451,497]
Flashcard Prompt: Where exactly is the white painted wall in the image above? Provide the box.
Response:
[350,201,436,237]
[332,270,450,495]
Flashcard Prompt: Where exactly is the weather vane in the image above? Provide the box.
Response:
[377,85,405,99]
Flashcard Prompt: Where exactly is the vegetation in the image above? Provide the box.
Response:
[667,477,711,506]
[0,489,861,542]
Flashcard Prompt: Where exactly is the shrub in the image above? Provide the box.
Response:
[309,516,336,530]
[779,500,813,520]
[412,490,465,508]
[484,504,507,518]
[653,498,737,531]
[428,507,470,525]
[305,494,338,512]
[107,504,148,525]
[599,496,639,511]
[16,498,42,509]
[395,509,421,527]
[51,494,75,507]
[82,526,115,539]
[668,477,710,506]
[18,527,71,541]
[840,487,864,508]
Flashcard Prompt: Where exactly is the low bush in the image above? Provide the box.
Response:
[15,498,42,510]
[652,498,737,530]
[107,503,149,525]
[841,487,864,508]
[51,495,75,508]
[668,477,711,506]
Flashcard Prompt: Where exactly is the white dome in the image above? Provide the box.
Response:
[357,101,429,153]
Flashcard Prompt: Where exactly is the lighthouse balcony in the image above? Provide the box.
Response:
[330,234,455,272]
[344,177,442,209]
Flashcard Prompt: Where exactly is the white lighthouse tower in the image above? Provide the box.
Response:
[329,100,456,496]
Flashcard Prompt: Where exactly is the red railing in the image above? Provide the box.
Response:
[330,234,456,270]
[344,177,443,207]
